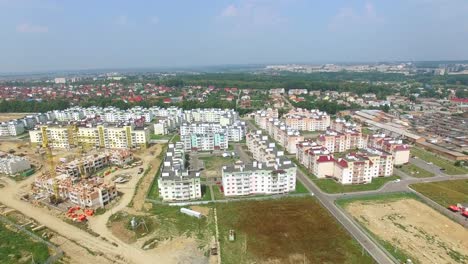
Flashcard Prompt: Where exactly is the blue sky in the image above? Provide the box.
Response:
[1,0,468,72]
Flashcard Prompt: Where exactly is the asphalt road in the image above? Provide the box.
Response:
[296,171,397,264]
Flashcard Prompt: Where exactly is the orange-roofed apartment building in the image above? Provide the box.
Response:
[297,140,394,184]
[284,108,330,131]
[317,130,368,153]
[368,134,410,165]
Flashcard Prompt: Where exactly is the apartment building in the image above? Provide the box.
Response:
[181,133,228,152]
[317,130,368,153]
[158,142,202,201]
[0,152,31,175]
[30,123,149,149]
[34,174,117,208]
[183,108,239,126]
[296,141,334,178]
[262,118,304,154]
[254,108,279,130]
[368,134,410,165]
[180,122,245,142]
[56,150,133,179]
[331,118,362,133]
[223,131,296,196]
[284,108,330,131]
[296,140,394,184]
[0,121,25,136]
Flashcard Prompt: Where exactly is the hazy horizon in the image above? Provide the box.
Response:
[1,0,468,72]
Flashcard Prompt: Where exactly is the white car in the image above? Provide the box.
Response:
[394,179,401,183]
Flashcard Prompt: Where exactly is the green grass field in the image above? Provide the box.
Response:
[0,222,50,264]
[399,163,435,178]
[410,179,468,207]
[313,175,400,194]
[150,134,172,140]
[216,197,373,264]
[411,148,468,175]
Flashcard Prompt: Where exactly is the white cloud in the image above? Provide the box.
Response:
[221,5,238,17]
[115,15,128,25]
[16,23,48,33]
[149,16,160,25]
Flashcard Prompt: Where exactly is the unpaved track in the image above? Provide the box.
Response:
[0,143,182,264]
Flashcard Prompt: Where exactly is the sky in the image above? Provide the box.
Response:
[1,0,468,72]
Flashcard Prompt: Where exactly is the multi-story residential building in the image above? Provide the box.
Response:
[254,108,279,130]
[296,140,335,178]
[56,150,133,179]
[0,121,25,136]
[183,108,239,126]
[29,123,149,149]
[296,140,394,184]
[0,152,31,175]
[284,108,330,131]
[181,133,228,152]
[223,130,297,197]
[263,118,304,154]
[34,174,117,208]
[331,118,362,133]
[368,134,410,165]
[222,159,296,196]
[158,142,202,201]
[180,122,245,142]
[317,130,368,153]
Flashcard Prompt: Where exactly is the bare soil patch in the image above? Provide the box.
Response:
[346,198,468,264]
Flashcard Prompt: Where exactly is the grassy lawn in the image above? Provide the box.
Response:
[201,185,212,201]
[399,163,434,178]
[147,172,160,201]
[410,179,468,207]
[313,175,400,194]
[292,179,310,194]
[171,134,181,143]
[411,147,468,175]
[149,204,214,242]
[0,222,50,264]
[216,197,373,264]
[150,134,172,140]
[291,158,317,179]
[212,185,224,200]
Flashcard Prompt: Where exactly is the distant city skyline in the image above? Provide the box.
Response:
[1,0,468,72]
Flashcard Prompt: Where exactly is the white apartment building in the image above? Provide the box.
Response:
[158,142,202,201]
[368,134,410,165]
[180,122,245,142]
[223,130,297,197]
[263,118,304,154]
[181,133,228,152]
[0,121,25,136]
[0,153,31,175]
[222,159,296,196]
[183,108,239,126]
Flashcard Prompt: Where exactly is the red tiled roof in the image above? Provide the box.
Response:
[316,155,335,163]
[451,98,468,103]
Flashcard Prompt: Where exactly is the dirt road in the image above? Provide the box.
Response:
[0,143,191,264]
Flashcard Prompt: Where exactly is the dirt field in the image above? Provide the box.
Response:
[216,197,373,264]
[0,113,31,122]
[345,198,468,264]
[130,144,164,211]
